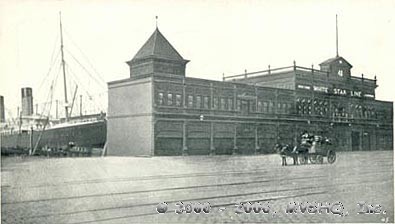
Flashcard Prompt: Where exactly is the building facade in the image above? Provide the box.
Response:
[107,28,393,156]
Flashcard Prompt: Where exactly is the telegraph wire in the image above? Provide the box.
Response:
[36,32,60,94]
[65,48,106,89]
[38,61,62,120]
[63,27,107,84]
[66,64,105,113]
[37,49,61,95]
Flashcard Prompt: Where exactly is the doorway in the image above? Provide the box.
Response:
[362,132,371,151]
[351,131,360,151]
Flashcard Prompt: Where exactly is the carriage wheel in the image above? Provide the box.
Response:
[309,154,318,164]
[327,150,336,164]
[298,154,308,165]
[316,155,324,164]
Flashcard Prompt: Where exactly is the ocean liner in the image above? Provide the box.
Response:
[0,13,107,156]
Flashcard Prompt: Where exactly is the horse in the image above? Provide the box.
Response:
[274,144,298,166]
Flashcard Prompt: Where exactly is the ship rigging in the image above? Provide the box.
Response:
[0,12,107,156]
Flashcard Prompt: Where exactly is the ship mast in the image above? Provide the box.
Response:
[59,12,69,121]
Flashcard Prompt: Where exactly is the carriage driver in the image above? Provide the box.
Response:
[301,131,313,146]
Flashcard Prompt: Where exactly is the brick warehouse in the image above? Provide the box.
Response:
[107,28,393,156]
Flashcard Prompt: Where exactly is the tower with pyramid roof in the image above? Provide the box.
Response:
[126,28,189,78]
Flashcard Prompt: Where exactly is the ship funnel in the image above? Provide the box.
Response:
[0,95,5,122]
[21,87,33,116]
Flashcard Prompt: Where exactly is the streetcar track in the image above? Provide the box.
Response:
[24,184,329,220]
[2,168,276,189]
[1,168,391,205]
[2,162,392,190]
[67,191,329,224]
[19,177,385,221]
[1,174,326,205]
[2,167,391,205]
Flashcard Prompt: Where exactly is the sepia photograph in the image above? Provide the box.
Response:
[0,0,394,223]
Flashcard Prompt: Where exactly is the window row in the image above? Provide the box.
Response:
[296,98,379,119]
[157,93,183,107]
[156,92,293,114]
[257,101,292,114]
[296,98,329,116]
[157,93,383,120]
[157,92,234,110]
[349,104,376,119]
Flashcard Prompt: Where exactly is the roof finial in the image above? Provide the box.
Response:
[155,16,158,29]
[336,14,339,57]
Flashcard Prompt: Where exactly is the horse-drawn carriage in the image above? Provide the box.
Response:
[275,133,336,166]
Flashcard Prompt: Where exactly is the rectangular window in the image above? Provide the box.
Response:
[176,94,182,106]
[228,98,233,111]
[250,101,256,112]
[167,93,173,106]
[158,92,164,105]
[237,99,241,111]
[220,98,226,110]
[269,102,274,113]
[257,101,262,112]
[213,97,218,109]
[188,95,194,108]
[196,95,202,109]
[263,102,268,113]
[203,96,209,109]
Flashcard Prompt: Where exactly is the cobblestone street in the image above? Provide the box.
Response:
[1,150,393,223]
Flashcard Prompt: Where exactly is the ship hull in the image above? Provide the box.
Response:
[1,120,106,155]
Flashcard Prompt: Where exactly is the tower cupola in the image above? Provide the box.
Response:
[126,28,189,78]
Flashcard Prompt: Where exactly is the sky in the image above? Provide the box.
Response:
[0,0,394,118]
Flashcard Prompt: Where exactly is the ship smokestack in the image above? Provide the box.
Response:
[21,87,33,116]
[0,95,5,122]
